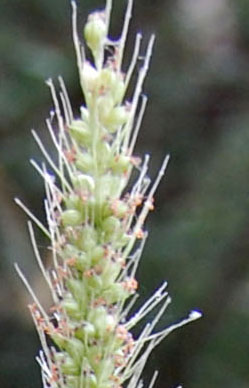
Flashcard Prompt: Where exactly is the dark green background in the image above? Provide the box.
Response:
[1,0,249,387]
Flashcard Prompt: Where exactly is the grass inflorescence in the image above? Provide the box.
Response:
[15,1,201,387]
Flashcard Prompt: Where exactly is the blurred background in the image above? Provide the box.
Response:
[1,0,249,387]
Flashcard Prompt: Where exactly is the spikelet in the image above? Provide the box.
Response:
[15,1,201,387]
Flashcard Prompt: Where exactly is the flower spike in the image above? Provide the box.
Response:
[16,1,201,388]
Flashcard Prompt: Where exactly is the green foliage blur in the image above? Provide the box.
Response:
[1,0,249,387]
